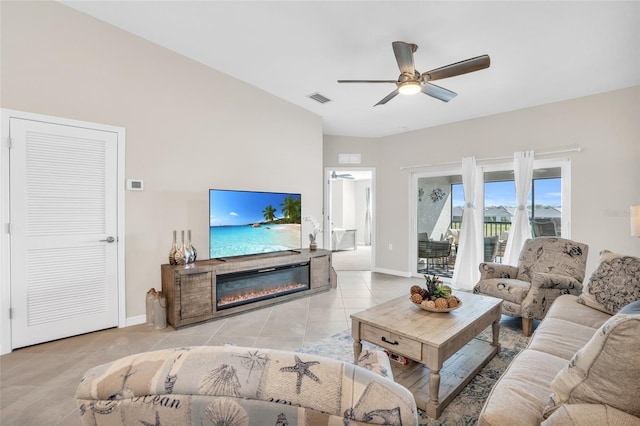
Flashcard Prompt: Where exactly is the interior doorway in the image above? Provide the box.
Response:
[324,168,374,271]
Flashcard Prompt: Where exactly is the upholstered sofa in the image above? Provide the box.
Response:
[76,345,418,425]
[478,250,640,425]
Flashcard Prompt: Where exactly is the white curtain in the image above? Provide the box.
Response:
[503,151,535,265]
[452,157,482,290]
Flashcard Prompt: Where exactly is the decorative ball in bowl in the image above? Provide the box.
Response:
[414,298,462,312]
[409,278,462,312]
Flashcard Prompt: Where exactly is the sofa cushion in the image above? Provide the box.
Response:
[578,250,640,315]
[478,349,569,426]
[527,317,599,361]
[543,295,612,330]
[543,306,640,419]
[542,404,640,426]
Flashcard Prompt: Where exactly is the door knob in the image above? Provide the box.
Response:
[100,236,116,243]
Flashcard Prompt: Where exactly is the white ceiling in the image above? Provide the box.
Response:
[61,1,640,138]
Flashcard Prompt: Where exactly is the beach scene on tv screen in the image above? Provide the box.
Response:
[210,190,302,258]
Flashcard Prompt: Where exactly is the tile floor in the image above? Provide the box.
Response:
[0,270,427,425]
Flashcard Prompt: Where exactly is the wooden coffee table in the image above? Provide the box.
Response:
[351,291,502,419]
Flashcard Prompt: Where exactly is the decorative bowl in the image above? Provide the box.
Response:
[412,300,462,313]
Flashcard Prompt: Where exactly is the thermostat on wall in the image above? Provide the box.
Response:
[127,179,144,191]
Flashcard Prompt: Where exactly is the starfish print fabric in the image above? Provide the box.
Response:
[76,345,418,425]
[279,355,322,394]
[259,352,343,415]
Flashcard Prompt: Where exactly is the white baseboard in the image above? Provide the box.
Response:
[371,267,412,278]
[125,315,146,327]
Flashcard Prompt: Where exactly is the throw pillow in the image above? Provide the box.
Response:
[542,308,640,419]
[578,250,640,315]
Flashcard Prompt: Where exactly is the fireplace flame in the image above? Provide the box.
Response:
[217,282,308,308]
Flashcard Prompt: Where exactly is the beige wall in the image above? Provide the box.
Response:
[325,86,640,276]
[1,1,323,321]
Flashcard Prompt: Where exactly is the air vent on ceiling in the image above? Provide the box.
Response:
[307,92,332,104]
[338,153,361,164]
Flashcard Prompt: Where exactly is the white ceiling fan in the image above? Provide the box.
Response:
[331,171,354,180]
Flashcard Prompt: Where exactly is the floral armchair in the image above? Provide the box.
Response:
[473,237,589,336]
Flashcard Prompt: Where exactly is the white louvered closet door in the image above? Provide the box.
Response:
[10,118,119,349]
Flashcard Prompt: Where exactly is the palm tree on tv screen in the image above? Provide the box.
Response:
[263,205,277,222]
[280,195,301,223]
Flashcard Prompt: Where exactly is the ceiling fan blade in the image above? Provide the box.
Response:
[374,88,400,106]
[331,171,354,179]
[338,79,398,83]
[422,83,457,102]
[422,54,490,81]
[392,41,417,75]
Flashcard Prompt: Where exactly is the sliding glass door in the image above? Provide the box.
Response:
[415,172,462,276]
[475,160,569,264]
[413,158,570,276]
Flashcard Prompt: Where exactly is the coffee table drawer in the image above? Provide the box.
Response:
[361,323,422,360]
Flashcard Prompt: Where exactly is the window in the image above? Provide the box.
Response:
[531,175,562,236]
[451,167,562,238]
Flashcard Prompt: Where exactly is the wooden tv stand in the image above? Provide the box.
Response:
[161,249,335,328]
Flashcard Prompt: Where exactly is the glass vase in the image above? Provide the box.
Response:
[185,229,194,264]
[174,230,186,265]
[186,229,197,263]
[168,230,177,265]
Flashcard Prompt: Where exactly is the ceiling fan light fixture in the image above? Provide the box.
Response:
[339,41,489,105]
[398,81,421,95]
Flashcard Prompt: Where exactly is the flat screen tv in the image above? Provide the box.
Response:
[209,189,302,259]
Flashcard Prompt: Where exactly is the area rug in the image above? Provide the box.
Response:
[297,323,529,425]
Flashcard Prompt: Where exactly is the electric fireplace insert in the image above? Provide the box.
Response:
[216,262,310,310]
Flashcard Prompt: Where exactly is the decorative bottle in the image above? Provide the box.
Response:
[168,230,177,265]
[174,230,186,265]
[185,229,197,263]
[184,230,194,263]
